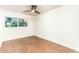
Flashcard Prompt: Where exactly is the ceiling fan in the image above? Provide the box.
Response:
[24,5,40,14]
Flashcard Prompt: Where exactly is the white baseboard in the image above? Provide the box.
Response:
[35,34,79,52]
[2,35,34,42]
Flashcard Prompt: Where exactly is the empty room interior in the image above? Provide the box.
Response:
[0,5,79,53]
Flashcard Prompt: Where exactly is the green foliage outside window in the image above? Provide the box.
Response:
[5,17,27,27]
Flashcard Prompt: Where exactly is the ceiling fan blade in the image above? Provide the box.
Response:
[24,10,32,12]
[35,11,40,14]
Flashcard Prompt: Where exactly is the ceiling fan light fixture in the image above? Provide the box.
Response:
[31,9,35,12]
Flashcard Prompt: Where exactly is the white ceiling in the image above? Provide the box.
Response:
[0,5,62,16]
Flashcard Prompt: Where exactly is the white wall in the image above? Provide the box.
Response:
[0,9,34,43]
[34,6,79,51]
